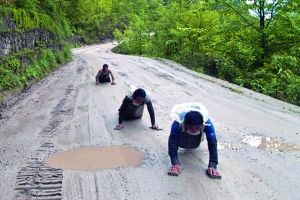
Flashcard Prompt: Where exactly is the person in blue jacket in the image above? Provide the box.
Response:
[168,103,221,178]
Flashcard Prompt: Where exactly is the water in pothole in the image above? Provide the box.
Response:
[45,146,144,170]
[242,135,300,152]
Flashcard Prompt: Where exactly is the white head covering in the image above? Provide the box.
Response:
[170,102,209,125]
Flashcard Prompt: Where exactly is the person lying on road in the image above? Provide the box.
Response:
[114,88,161,131]
[168,102,221,179]
[95,64,116,85]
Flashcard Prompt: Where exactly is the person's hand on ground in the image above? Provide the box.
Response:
[114,124,124,130]
[206,167,221,179]
[96,82,99,85]
[168,164,182,176]
[111,81,116,85]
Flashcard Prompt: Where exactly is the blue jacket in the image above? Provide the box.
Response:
[168,119,218,168]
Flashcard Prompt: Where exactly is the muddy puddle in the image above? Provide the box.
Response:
[242,135,300,152]
[45,146,144,170]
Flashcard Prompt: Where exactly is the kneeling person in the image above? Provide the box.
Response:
[95,64,116,85]
[168,103,221,179]
[114,88,160,130]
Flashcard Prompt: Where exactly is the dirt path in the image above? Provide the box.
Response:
[0,43,300,200]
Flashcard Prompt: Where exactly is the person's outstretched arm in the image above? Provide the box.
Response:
[204,119,218,169]
[118,96,131,124]
[146,100,155,126]
[95,70,102,84]
[168,121,181,165]
[114,96,131,130]
[109,70,116,85]
[109,70,115,81]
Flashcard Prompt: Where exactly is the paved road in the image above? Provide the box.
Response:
[1,43,300,200]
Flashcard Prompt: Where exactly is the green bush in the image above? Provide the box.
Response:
[270,54,300,76]
[216,58,242,83]
[0,47,71,92]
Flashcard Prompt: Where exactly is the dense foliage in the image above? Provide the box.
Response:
[0,0,71,101]
[0,0,299,105]
[114,0,300,106]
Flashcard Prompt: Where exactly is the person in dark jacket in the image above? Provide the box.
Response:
[95,64,116,85]
[168,103,221,178]
[114,88,160,130]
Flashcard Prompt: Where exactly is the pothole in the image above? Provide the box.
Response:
[242,135,300,152]
[45,146,144,170]
[218,142,240,150]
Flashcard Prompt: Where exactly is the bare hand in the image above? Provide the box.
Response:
[168,164,182,176]
[114,124,124,130]
[206,167,221,179]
